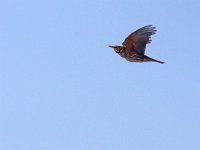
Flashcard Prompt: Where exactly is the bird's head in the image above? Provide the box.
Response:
[109,45,123,53]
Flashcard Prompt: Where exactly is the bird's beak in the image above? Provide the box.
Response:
[109,46,114,48]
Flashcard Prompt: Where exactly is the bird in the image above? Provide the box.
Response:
[109,25,164,64]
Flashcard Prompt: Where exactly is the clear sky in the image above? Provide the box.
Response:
[0,0,200,150]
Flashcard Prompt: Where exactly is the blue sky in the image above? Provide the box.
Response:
[0,0,200,150]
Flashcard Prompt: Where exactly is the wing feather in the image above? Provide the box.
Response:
[123,25,157,55]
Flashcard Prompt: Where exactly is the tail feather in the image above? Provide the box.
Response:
[144,56,165,64]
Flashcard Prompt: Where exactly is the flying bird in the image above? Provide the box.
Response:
[109,25,164,64]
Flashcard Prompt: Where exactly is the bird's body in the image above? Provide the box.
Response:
[109,25,164,64]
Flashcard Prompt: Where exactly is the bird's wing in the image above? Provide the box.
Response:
[122,25,156,55]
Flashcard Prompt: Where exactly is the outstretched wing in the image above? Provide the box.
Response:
[122,25,156,55]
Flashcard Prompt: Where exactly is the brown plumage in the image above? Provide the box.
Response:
[109,25,164,64]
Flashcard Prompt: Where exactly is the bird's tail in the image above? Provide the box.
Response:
[144,56,165,64]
